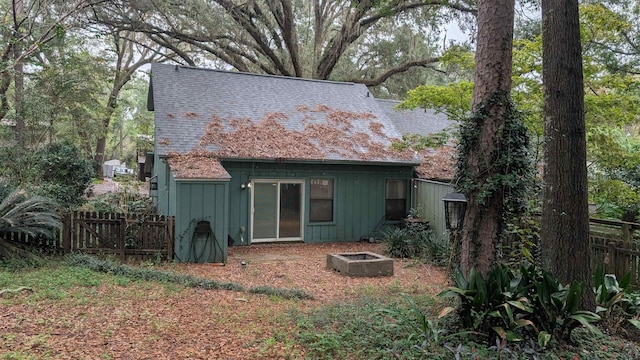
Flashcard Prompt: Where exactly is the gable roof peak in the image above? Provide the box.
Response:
[153,63,360,87]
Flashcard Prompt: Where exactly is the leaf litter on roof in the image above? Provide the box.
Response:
[167,104,452,179]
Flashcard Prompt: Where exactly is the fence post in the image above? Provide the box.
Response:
[119,216,126,262]
[62,212,71,254]
[622,223,632,243]
[606,241,617,275]
[167,216,174,262]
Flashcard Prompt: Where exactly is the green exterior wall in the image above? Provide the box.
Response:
[223,161,414,245]
[412,179,454,238]
[153,156,416,261]
[152,155,229,263]
[153,156,176,216]
[173,181,229,263]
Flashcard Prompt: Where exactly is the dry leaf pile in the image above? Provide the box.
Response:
[166,148,231,179]
[415,145,456,181]
[166,105,422,179]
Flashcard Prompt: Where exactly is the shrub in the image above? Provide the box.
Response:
[380,226,414,258]
[34,142,94,210]
[380,225,450,264]
[83,180,155,214]
[594,265,640,335]
[438,263,601,347]
[0,179,62,239]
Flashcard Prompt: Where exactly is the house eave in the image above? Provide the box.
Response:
[219,157,421,167]
[174,177,231,182]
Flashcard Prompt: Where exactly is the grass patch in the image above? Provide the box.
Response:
[0,254,44,272]
[292,294,640,360]
[1,352,44,360]
[293,295,435,359]
[248,286,314,300]
[65,253,245,291]
[65,253,314,300]
[0,259,131,302]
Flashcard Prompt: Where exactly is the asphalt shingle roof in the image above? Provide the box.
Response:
[148,63,456,180]
[375,99,453,136]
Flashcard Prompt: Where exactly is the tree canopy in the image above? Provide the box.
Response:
[87,0,476,89]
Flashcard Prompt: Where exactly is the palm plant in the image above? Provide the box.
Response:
[0,180,62,238]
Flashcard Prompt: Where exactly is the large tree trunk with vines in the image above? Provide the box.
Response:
[540,0,595,310]
[457,0,515,276]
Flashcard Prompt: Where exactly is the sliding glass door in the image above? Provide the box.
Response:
[251,180,304,242]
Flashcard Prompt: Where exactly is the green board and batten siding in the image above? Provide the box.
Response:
[153,157,228,262]
[412,179,454,238]
[223,161,413,245]
[154,155,453,262]
[173,181,228,263]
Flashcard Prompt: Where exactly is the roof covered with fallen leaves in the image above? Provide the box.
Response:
[149,64,456,179]
[415,146,456,181]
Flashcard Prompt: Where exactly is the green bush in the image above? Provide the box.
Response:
[438,263,601,347]
[0,179,62,239]
[83,181,155,214]
[594,265,640,334]
[34,142,94,210]
[380,226,414,258]
[0,142,93,210]
[380,225,450,264]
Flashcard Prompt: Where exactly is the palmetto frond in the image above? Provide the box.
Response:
[0,182,62,238]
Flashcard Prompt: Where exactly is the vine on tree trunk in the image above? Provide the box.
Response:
[454,90,535,256]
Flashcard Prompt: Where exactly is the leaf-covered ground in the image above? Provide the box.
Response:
[1,242,447,359]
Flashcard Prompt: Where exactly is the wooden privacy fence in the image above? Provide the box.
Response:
[1,230,63,253]
[589,218,640,287]
[4,211,640,277]
[62,211,174,262]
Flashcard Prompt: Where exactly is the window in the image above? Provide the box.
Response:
[386,180,406,220]
[310,178,334,222]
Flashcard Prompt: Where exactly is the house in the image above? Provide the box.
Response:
[147,63,455,263]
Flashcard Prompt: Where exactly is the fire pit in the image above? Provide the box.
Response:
[326,252,393,277]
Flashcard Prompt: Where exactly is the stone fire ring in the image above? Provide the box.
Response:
[326,251,394,277]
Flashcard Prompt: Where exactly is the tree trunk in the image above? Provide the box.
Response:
[541,0,595,310]
[93,91,118,178]
[458,0,515,276]
[12,0,25,143]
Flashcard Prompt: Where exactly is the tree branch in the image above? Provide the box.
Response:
[349,57,441,86]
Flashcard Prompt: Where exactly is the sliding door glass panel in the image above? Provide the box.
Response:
[279,183,301,238]
[253,182,278,239]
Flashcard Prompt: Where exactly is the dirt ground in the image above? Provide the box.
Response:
[1,242,448,359]
[175,242,449,303]
[91,178,149,196]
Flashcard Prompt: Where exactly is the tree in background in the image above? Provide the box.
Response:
[88,0,476,96]
[540,0,595,309]
[400,2,640,224]
[0,142,94,210]
[80,28,167,176]
[34,142,94,210]
[107,76,155,164]
[0,0,93,142]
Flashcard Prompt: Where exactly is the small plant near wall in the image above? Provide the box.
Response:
[380,224,450,265]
